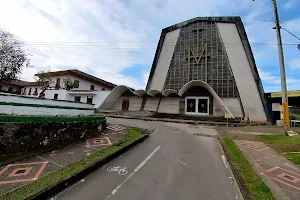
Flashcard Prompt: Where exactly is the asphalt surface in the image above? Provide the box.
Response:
[53,118,243,200]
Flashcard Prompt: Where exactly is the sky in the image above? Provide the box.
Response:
[0,0,299,92]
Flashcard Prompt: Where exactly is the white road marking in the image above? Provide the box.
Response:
[105,146,161,200]
[36,156,64,167]
[176,154,187,166]
[221,155,228,168]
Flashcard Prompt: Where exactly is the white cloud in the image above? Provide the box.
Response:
[289,59,300,69]
[258,68,300,86]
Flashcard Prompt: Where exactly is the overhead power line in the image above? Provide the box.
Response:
[22,42,300,49]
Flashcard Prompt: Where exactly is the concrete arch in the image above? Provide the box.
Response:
[162,89,177,97]
[99,85,134,109]
[147,89,160,97]
[134,89,146,97]
[178,80,233,117]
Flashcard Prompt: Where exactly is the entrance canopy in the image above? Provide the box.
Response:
[178,80,233,117]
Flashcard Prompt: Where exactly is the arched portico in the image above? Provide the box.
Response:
[178,80,233,117]
[99,85,134,109]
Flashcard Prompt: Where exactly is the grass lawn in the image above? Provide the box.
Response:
[285,153,300,165]
[0,128,145,200]
[257,135,300,145]
[221,137,275,200]
[257,135,300,166]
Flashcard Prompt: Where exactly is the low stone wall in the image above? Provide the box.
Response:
[0,116,106,154]
[0,92,94,116]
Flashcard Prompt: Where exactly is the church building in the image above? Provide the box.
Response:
[100,17,268,122]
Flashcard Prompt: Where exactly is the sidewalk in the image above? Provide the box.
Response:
[0,124,127,195]
[235,139,300,200]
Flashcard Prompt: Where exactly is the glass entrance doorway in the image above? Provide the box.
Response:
[185,97,209,115]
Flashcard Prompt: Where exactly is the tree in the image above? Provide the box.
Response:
[63,77,76,91]
[35,71,52,98]
[0,28,31,86]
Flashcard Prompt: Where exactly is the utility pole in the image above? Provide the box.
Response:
[253,0,290,134]
[272,0,290,134]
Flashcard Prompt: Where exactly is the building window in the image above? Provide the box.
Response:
[87,96,93,104]
[90,85,95,90]
[74,80,79,88]
[8,87,13,93]
[122,99,129,111]
[22,88,27,95]
[185,97,209,115]
[28,88,32,95]
[54,93,58,100]
[102,88,105,91]
[55,78,61,89]
[34,88,38,96]
[74,96,81,102]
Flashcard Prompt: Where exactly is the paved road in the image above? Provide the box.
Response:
[53,118,243,200]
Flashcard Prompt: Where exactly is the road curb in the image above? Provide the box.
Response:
[28,134,149,200]
[218,138,251,200]
[106,114,248,126]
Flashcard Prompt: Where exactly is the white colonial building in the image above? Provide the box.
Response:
[21,69,116,108]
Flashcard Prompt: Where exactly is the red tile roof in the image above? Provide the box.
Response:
[8,80,41,87]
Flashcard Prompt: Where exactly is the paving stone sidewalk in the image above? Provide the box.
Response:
[0,124,127,195]
[235,140,300,200]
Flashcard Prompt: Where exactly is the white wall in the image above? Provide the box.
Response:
[45,89,68,100]
[112,96,143,111]
[22,86,41,97]
[128,96,143,111]
[0,93,93,109]
[144,97,160,112]
[94,91,110,108]
[213,99,225,116]
[0,93,93,116]
[157,97,179,114]
[149,29,181,92]
[0,105,93,116]
[217,23,267,121]
[22,75,112,108]
[1,84,20,93]
[221,98,243,118]
[49,75,111,91]
[112,96,125,110]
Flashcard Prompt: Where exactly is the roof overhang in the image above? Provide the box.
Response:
[134,89,146,97]
[68,90,97,95]
[147,90,160,97]
[162,89,177,97]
